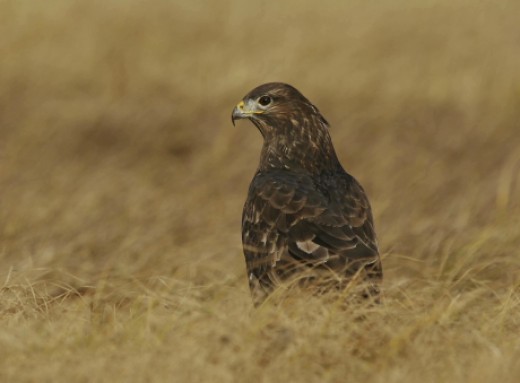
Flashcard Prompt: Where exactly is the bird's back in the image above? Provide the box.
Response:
[242,167,382,304]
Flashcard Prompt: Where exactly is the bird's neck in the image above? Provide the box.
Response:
[257,116,342,174]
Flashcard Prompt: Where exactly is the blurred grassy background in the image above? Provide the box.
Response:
[1,0,519,382]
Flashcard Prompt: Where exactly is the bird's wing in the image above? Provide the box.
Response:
[242,170,380,296]
[288,173,381,277]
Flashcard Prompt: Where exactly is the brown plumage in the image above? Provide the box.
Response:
[232,83,382,305]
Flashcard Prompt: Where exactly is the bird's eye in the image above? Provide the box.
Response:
[258,96,272,106]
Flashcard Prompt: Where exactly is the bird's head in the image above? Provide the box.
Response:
[231,82,329,137]
[231,83,338,172]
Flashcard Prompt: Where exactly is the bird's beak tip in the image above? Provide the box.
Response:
[231,106,239,126]
[231,101,245,126]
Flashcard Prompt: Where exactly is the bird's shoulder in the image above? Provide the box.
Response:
[248,168,326,205]
[243,169,323,230]
[243,168,371,228]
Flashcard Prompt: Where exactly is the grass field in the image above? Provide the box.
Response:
[1,0,520,382]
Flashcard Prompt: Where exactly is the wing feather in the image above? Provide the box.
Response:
[242,170,381,303]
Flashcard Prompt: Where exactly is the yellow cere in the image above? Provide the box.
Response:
[236,100,264,114]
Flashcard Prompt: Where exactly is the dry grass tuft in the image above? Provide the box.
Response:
[1,0,519,382]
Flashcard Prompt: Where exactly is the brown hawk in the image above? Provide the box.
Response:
[232,83,382,305]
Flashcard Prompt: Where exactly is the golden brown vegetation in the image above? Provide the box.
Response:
[1,0,519,382]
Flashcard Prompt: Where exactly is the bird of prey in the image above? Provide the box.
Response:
[231,83,382,306]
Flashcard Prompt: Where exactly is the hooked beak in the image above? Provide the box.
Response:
[231,99,264,126]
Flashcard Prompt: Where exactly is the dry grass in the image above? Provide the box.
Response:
[1,0,520,382]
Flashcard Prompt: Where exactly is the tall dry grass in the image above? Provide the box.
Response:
[1,0,519,382]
